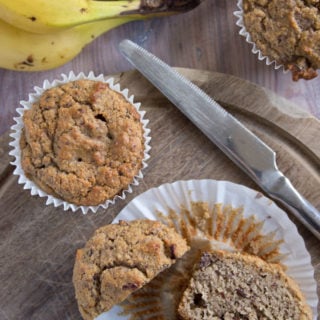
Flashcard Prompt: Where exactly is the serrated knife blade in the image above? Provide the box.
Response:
[119,39,320,239]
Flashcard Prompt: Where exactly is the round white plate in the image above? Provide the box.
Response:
[97,179,318,320]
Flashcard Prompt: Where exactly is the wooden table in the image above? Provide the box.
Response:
[0,1,319,319]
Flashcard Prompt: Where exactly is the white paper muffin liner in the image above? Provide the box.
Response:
[9,71,151,214]
[234,0,288,73]
[96,179,318,320]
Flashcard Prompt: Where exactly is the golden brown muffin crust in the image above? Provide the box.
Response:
[243,0,320,80]
[20,79,145,206]
[72,219,189,320]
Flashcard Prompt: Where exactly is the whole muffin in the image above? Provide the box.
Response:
[72,219,189,320]
[20,79,145,207]
[242,0,320,81]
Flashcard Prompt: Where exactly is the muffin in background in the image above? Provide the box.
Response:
[10,72,151,213]
[235,0,320,81]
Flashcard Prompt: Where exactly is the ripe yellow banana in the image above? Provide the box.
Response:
[0,0,201,34]
[0,17,132,71]
[0,0,202,71]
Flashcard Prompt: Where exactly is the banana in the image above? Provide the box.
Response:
[0,17,132,71]
[0,0,202,71]
[0,0,202,34]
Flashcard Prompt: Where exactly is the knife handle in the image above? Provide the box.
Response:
[267,171,320,239]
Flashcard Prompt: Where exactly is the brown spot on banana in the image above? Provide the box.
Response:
[14,55,34,69]
[28,16,37,22]
[26,55,34,63]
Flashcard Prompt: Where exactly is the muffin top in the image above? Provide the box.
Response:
[177,250,312,320]
[243,0,320,81]
[20,79,145,206]
[72,219,189,320]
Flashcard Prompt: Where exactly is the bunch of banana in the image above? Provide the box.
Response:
[0,0,202,71]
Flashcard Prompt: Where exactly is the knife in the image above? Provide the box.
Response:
[119,39,320,239]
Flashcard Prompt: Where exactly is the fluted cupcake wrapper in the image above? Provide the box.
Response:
[234,0,288,72]
[9,71,151,214]
[97,179,317,320]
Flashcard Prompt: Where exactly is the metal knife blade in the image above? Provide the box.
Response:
[119,39,320,239]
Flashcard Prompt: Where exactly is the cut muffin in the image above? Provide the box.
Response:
[177,250,312,320]
[73,219,189,320]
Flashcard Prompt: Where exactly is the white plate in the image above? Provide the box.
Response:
[97,179,318,320]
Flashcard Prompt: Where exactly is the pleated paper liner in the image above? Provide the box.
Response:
[96,180,317,320]
[9,71,151,214]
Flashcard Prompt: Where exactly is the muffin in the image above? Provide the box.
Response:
[114,180,317,320]
[177,250,312,320]
[10,72,150,212]
[72,219,190,320]
[239,0,320,81]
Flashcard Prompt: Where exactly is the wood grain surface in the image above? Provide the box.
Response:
[0,1,320,137]
[0,69,319,320]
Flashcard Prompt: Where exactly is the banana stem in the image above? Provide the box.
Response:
[86,0,202,24]
[0,0,202,34]
[91,0,202,16]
